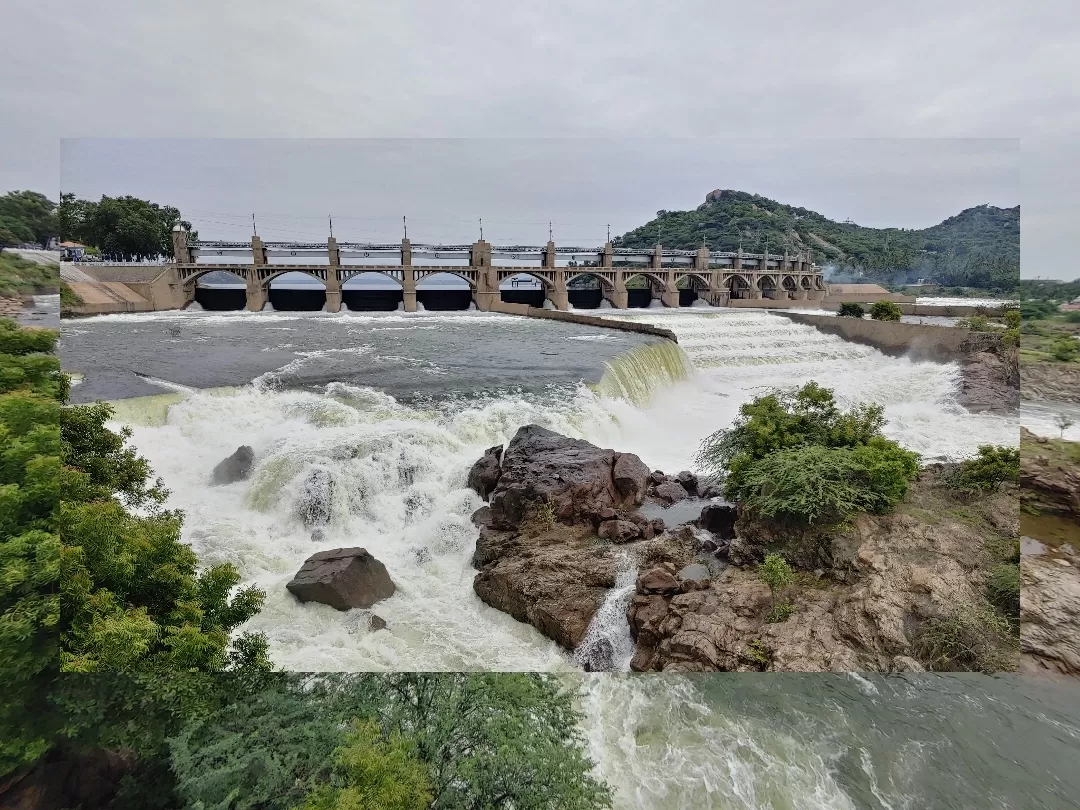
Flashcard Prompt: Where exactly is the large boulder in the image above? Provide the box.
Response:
[699,502,737,540]
[211,445,254,485]
[652,481,689,505]
[486,425,649,528]
[286,547,396,611]
[467,445,503,500]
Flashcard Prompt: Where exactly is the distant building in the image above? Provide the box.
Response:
[59,241,85,261]
[1059,297,1080,312]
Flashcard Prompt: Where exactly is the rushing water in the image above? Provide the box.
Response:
[57,306,1043,809]
[60,307,1018,671]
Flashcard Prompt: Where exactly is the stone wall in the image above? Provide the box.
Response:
[487,300,678,342]
[774,312,1003,362]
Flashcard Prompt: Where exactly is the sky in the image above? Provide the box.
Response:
[2,0,1077,276]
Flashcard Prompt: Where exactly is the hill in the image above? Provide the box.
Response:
[615,189,1019,291]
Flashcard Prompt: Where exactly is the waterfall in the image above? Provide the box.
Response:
[573,550,638,671]
[596,341,694,406]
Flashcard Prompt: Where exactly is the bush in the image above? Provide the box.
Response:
[837,302,864,318]
[869,300,902,321]
[764,599,796,623]
[739,442,920,526]
[1052,336,1079,362]
[759,554,793,595]
[60,282,83,310]
[912,603,1017,673]
[957,314,992,331]
[1004,309,1021,329]
[986,564,1020,619]
[1063,310,1080,323]
[948,445,1019,493]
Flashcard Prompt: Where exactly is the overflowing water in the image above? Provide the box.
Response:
[56,305,1048,808]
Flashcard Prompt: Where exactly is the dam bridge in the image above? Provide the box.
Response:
[167,228,825,312]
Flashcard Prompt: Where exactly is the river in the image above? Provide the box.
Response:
[58,306,1048,809]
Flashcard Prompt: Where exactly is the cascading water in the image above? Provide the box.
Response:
[102,307,1016,674]
[572,550,639,672]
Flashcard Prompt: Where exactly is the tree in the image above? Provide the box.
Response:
[0,191,58,247]
[57,194,194,261]
[1052,337,1079,363]
[837,302,865,318]
[1055,413,1075,438]
[869,300,903,321]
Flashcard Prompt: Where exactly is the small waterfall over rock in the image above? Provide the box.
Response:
[573,550,638,672]
[596,341,694,406]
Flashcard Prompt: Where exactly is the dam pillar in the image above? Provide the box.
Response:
[471,239,497,311]
[171,225,191,264]
[401,239,417,312]
[544,241,569,310]
[246,235,267,311]
[600,242,626,308]
[325,236,342,313]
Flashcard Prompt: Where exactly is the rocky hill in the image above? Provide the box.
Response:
[616,189,1019,289]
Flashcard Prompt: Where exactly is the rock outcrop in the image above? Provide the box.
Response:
[287,547,396,611]
[1022,556,1080,676]
[467,445,503,499]
[211,445,254,485]
[1021,427,1080,514]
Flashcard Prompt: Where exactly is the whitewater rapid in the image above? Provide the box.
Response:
[106,308,1016,673]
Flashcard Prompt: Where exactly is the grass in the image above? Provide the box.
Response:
[912,602,1017,673]
[60,281,83,309]
[763,600,796,623]
[1020,313,1080,363]
[0,251,59,297]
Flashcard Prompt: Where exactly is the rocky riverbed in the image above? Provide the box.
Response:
[1021,427,1080,676]
[467,425,1018,672]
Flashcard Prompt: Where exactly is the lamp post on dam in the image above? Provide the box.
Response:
[169,225,826,312]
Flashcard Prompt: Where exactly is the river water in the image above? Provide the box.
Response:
[58,306,1047,809]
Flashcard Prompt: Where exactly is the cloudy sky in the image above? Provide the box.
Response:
[2,0,1077,275]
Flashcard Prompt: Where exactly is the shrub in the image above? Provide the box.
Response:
[1004,309,1021,329]
[764,599,796,623]
[745,639,770,667]
[1052,336,1079,362]
[912,603,1017,673]
[869,300,902,321]
[759,553,793,595]
[1063,310,1080,323]
[837,302,864,318]
[986,564,1020,619]
[957,315,991,332]
[948,445,1020,493]
[738,442,920,526]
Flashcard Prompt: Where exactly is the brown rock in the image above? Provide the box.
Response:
[653,481,689,505]
[613,452,650,501]
[286,547,396,611]
[699,502,737,540]
[598,519,642,544]
[369,614,388,631]
[636,567,680,595]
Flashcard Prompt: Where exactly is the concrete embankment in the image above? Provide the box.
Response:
[773,312,1018,412]
[488,300,678,342]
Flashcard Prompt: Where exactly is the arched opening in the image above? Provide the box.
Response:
[566,273,607,309]
[193,270,247,310]
[500,273,548,308]
[758,276,777,301]
[342,272,403,311]
[676,275,709,307]
[782,276,798,299]
[800,276,812,290]
[624,273,658,308]
[416,272,473,311]
[727,275,751,300]
[268,271,326,311]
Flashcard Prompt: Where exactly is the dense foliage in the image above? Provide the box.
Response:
[696,382,920,526]
[0,319,269,783]
[947,445,1020,493]
[0,191,59,247]
[59,193,196,261]
[615,190,1018,290]
[869,300,902,321]
[837,302,864,318]
[170,673,613,810]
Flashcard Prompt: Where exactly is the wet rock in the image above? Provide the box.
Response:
[470,505,493,527]
[653,481,689,505]
[369,614,388,632]
[286,547,396,611]
[310,527,328,543]
[467,444,503,500]
[698,480,725,499]
[297,467,334,527]
[598,519,641,544]
[636,567,680,595]
[891,655,924,673]
[699,538,718,554]
[211,445,254,485]
[578,637,616,672]
[486,425,649,528]
[675,470,698,495]
[613,453,650,502]
[699,502,737,540]
[650,518,666,536]
[678,563,711,591]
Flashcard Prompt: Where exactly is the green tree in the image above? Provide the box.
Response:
[869,300,903,321]
[0,191,58,247]
[296,721,432,810]
[837,302,865,318]
[1052,336,1079,363]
